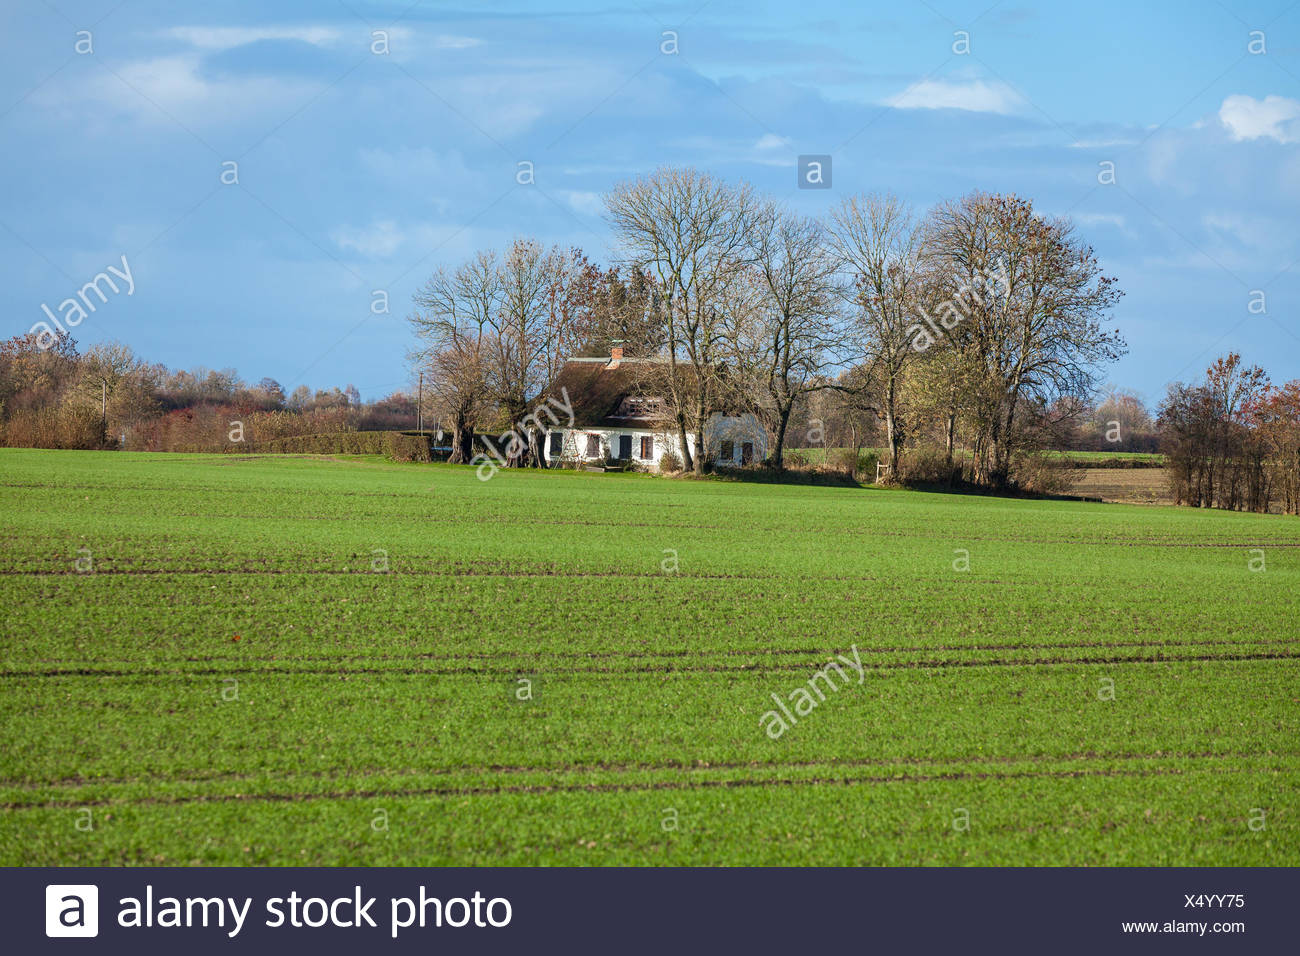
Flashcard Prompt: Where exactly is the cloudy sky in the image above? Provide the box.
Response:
[3,0,1299,403]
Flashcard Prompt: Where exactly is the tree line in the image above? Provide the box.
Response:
[411,167,1127,490]
[0,334,410,452]
[7,166,1295,514]
[1159,353,1300,515]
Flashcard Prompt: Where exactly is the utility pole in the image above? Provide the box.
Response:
[417,371,423,434]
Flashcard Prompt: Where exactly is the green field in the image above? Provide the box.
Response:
[1047,450,1167,468]
[1,449,1297,866]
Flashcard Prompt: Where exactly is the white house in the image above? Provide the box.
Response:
[542,347,767,471]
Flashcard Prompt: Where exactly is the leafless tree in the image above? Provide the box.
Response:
[409,251,498,463]
[605,167,756,474]
[733,201,843,469]
[926,192,1126,487]
[826,193,927,478]
[489,238,581,464]
[412,240,582,466]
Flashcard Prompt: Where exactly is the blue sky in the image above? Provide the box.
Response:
[2,1,1299,406]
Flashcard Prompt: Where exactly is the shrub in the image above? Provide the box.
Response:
[825,447,855,474]
[825,448,878,479]
[1011,453,1080,496]
[902,447,958,485]
[782,449,811,469]
[2,405,109,450]
[658,449,683,473]
[384,432,432,462]
[239,431,431,461]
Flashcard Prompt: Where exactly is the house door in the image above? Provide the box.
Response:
[618,435,632,460]
[741,441,754,465]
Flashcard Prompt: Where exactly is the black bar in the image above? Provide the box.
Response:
[11,867,1296,953]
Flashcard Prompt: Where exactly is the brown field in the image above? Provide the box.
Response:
[1073,467,1176,506]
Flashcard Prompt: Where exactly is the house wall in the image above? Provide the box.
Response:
[543,426,692,471]
[545,413,766,471]
[705,413,769,465]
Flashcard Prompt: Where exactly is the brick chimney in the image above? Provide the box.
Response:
[608,345,624,368]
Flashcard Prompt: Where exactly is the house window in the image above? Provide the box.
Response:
[617,434,632,460]
[742,441,754,465]
[720,440,734,461]
[548,431,563,456]
[640,436,654,460]
[585,433,601,458]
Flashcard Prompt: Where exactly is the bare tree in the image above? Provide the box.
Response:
[926,192,1125,487]
[734,201,843,469]
[412,240,583,466]
[409,251,499,463]
[826,193,926,478]
[489,239,583,465]
[605,167,755,474]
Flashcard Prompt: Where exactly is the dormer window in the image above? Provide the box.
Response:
[613,396,664,419]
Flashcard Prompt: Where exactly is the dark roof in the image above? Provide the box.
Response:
[545,358,665,428]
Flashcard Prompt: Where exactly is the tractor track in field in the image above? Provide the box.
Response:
[0,567,770,579]
[5,650,1296,679]
[4,566,1300,591]
[0,764,1249,810]
[5,500,1299,550]
[2,749,1288,793]
[4,530,1300,551]
[14,635,1300,669]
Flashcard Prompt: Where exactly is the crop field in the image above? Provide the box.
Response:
[1074,468,1177,507]
[790,447,1165,468]
[1,448,1297,866]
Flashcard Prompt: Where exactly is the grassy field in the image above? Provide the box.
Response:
[1046,450,1165,464]
[1,448,1297,866]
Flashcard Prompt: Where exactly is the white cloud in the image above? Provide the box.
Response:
[329,220,481,260]
[885,78,1019,114]
[1202,211,1284,251]
[1218,94,1300,144]
[46,55,315,122]
[1074,212,1127,230]
[1068,137,1136,149]
[755,133,790,150]
[330,220,408,258]
[359,146,471,183]
[562,190,604,217]
[356,148,481,215]
[165,26,342,50]
[435,35,482,50]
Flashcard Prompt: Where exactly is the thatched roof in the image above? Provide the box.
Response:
[545,357,667,428]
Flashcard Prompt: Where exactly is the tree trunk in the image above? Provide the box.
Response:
[773,404,792,471]
[676,411,693,473]
[692,402,708,476]
[502,399,529,467]
[450,423,476,465]
[448,407,473,465]
[884,374,904,480]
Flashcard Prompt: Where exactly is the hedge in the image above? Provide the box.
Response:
[237,431,433,461]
